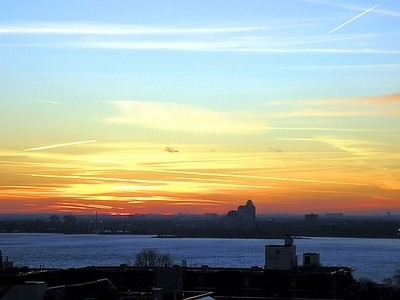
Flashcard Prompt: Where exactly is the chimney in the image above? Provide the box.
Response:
[284,235,293,246]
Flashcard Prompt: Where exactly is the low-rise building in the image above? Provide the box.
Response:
[265,235,297,270]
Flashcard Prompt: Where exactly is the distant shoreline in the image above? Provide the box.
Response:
[1,231,399,240]
[1,214,399,239]
[152,234,312,239]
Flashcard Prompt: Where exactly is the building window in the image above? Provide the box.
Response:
[291,278,296,288]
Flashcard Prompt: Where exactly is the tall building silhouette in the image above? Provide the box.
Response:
[237,199,256,222]
[226,199,256,228]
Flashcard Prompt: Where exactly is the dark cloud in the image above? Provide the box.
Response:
[270,147,282,153]
[165,147,179,153]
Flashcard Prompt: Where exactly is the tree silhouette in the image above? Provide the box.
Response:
[358,269,400,300]
[134,248,173,267]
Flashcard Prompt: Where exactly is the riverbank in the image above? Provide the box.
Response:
[1,215,399,239]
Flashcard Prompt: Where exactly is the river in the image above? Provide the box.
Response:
[0,233,398,282]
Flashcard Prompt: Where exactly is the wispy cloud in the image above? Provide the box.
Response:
[0,23,265,35]
[358,93,400,103]
[106,101,268,135]
[152,169,367,187]
[129,196,225,205]
[55,201,113,210]
[265,93,400,118]
[37,100,62,105]
[64,40,399,54]
[1,21,398,54]
[300,0,400,17]
[317,137,386,156]
[24,140,96,151]
[274,63,400,71]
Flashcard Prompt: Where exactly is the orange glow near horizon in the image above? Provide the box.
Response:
[1,128,400,216]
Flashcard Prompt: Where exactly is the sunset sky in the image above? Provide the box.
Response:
[1,0,400,215]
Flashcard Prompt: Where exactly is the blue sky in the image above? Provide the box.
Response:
[1,0,400,215]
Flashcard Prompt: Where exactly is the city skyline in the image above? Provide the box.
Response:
[1,0,400,215]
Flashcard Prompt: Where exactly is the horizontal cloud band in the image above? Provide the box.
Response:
[106,101,268,135]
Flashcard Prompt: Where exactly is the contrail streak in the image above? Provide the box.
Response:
[329,3,381,34]
[38,100,61,105]
[24,140,96,151]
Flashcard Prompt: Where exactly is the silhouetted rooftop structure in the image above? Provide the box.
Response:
[305,213,318,224]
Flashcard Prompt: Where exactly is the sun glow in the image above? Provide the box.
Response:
[2,133,400,214]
